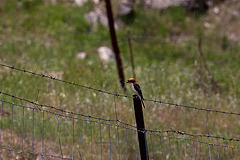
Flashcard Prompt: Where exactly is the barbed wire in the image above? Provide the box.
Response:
[0,90,137,128]
[2,90,240,143]
[149,132,240,151]
[1,63,240,116]
[1,99,240,159]
[1,99,240,151]
[149,130,240,143]
[1,99,240,144]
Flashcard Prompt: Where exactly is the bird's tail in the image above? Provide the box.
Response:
[141,100,145,108]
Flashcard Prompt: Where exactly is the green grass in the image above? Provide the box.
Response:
[0,0,240,159]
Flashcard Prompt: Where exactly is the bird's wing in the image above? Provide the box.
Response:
[134,84,144,100]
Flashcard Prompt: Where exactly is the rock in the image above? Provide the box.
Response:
[76,52,87,59]
[95,8,109,27]
[144,0,185,9]
[75,0,100,7]
[50,0,57,5]
[97,46,115,62]
[75,0,88,6]
[119,1,134,16]
[84,8,109,29]
[92,0,100,4]
[84,11,99,27]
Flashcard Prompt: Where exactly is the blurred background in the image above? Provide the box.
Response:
[0,0,240,159]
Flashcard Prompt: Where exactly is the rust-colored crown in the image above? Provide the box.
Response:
[127,78,137,84]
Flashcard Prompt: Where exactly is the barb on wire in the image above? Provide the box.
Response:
[1,92,240,143]
[1,63,240,116]
[1,99,240,151]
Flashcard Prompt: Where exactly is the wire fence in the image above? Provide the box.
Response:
[0,64,240,159]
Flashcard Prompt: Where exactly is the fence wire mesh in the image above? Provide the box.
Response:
[0,64,240,159]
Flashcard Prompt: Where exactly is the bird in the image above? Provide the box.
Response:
[126,78,145,108]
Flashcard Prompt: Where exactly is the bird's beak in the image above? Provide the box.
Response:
[126,80,130,83]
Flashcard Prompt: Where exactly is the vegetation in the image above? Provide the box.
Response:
[0,0,239,159]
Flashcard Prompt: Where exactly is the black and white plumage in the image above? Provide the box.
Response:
[127,78,145,108]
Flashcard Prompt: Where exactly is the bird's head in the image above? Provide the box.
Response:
[126,78,137,84]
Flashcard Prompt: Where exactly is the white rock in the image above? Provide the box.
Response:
[84,11,99,27]
[98,46,115,62]
[95,8,109,27]
[75,0,88,6]
[84,8,109,28]
[144,0,185,9]
[119,2,134,16]
[213,7,220,14]
[76,52,87,59]
[92,0,100,4]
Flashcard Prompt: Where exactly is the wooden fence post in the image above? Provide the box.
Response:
[105,0,126,91]
[133,95,149,160]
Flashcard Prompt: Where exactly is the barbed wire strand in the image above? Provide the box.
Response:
[1,97,239,143]
[0,90,137,128]
[1,63,240,116]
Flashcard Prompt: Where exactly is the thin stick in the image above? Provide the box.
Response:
[127,30,136,79]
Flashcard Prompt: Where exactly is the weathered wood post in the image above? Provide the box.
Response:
[105,0,126,91]
[133,95,149,160]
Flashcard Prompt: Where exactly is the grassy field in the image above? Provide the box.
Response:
[0,0,240,159]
